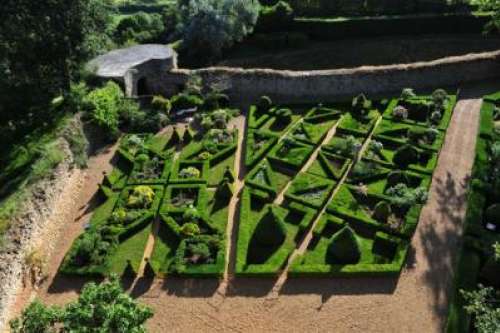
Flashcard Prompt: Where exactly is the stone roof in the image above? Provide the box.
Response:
[87,44,175,78]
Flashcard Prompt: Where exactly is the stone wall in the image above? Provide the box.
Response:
[154,50,500,104]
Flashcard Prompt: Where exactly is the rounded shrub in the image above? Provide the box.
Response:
[387,170,409,187]
[392,144,419,167]
[180,223,201,237]
[253,207,287,247]
[372,201,391,222]
[170,93,203,111]
[327,226,361,265]
[151,95,171,114]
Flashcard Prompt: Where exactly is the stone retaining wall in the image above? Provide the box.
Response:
[155,50,500,103]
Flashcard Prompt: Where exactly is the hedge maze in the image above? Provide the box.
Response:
[61,88,456,279]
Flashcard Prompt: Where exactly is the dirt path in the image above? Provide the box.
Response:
[8,142,119,324]
[9,94,482,332]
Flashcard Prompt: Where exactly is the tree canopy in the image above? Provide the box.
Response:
[10,275,153,332]
[0,0,112,126]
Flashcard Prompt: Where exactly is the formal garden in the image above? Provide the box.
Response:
[56,87,457,280]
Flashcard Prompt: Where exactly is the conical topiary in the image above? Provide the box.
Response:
[392,144,419,168]
[327,225,361,265]
[215,178,233,201]
[387,170,409,187]
[142,258,155,278]
[122,259,137,279]
[372,201,391,223]
[253,207,286,247]
[223,166,235,183]
[183,126,193,144]
[169,127,180,146]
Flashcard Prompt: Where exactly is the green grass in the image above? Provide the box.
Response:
[108,223,151,275]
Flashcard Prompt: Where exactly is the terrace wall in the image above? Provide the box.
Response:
[156,50,500,104]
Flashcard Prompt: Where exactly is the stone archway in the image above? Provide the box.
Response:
[137,77,149,96]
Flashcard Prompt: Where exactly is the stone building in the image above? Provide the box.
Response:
[87,44,177,97]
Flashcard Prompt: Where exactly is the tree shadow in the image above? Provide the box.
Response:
[418,171,470,330]
[46,273,98,294]
[160,277,220,297]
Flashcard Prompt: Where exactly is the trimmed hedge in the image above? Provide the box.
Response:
[291,14,488,40]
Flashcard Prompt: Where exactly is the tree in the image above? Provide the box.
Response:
[177,0,260,61]
[478,0,500,33]
[10,275,153,332]
[462,285,500,333]
[0,0,113,124]
[114,12,165,45]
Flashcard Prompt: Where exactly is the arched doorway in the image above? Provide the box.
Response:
[137,77,149,96]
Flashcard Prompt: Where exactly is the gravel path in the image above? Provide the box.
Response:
[8,93,482,332]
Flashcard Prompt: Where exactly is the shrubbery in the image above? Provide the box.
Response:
[327,226,361,265]
[114,12,165,45]
[10,275,153,332]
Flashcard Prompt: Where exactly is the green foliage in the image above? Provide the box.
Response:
[177,0,260,61]
[114,11,165,45]
[372,201,391,222]
[85,82,124,139]
[183,205,201,223]
[327,226,361,265]
[170,93,203,111]
[127,186,155,208]
[179,166,201,179]
[74,229,115,267]
[0,0,113,125]
[352,93,372,116]
[386,183,428,208]
[400,88,416,101]
[62,275,152,332]
[258,1,294,32]
[151,95,172,114]
[329,135,362,158]
[392,144,419,167]
[216,178,233,200]
[10,300,63,333]
[183,126,193,144]
[495,242,500,261]
[180,223,201,237]
[29,142,66,184]
[387,170,409,187]
[275,108,293,123]
[478,0,500,33]
[462,285,500,333]
[253,207,287,247]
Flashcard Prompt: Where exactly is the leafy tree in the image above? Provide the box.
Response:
[0,0,113,125]
[114,12,165,45]
[462,285,500,333]
[10,275,153,332]
[478,0,500,33]
[177,0,260,61]
[84,82,124,139]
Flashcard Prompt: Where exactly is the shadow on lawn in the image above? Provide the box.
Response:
[418,171,470,331]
